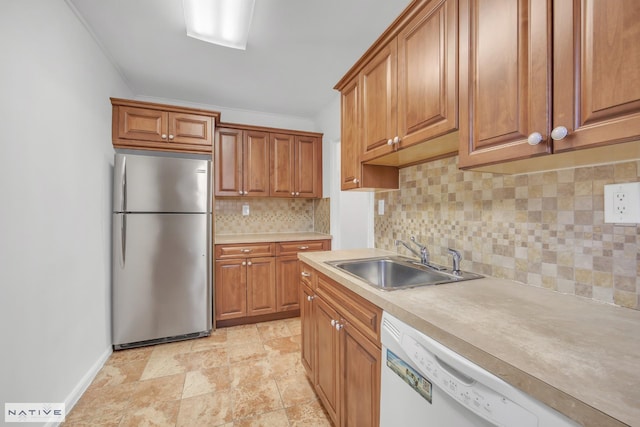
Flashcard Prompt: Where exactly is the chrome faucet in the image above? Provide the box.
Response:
[448,248,462,275]
[395,236,429,265]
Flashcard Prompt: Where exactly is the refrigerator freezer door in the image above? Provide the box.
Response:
[113,212,212,346]
[113,153,211,213]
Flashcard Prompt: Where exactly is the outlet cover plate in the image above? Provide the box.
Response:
[242,204,250,216]
[604,182,640,224]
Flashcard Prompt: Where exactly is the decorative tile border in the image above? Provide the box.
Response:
[375,157,640,310]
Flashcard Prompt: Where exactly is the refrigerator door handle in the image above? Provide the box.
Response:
[120,214,127,267]
[121,156,127,212]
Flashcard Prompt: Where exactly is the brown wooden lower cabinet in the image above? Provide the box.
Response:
[215,239,330,326]
[300,263,382,427]
[214,256,275,321]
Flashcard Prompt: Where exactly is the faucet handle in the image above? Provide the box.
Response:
[448,248,462,275]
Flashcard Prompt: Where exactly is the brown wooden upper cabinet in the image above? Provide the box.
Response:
[335,0,458,189]
[459,0,640,171]
[215,123,323,198]
[270,133,322,198]
[214,127,270,197]
[111,98,219,154]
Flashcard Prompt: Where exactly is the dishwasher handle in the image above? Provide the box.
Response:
[435,354,475,385]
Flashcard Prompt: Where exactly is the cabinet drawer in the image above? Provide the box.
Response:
[300,262,316,289]
[316,272,382,345]
[276,239,330,256]
[215,243,275,259]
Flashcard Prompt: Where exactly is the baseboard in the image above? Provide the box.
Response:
[45,346,112,427]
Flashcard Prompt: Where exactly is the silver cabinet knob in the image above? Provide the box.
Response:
[306,295,315,302]
[393,136,401,144]
[551,126,568,141]
[242,261,246,266]
[335,322,343,331]
[247,261,252,266]
[527,132,543,145]
[301,271,311,277]
[161,134,167,139]
[168,134,174,140]
[238,190,243,195]
[387,139,393,145]
[352,178,359,184]
[330,319,337,327]
[295,192,300,196]
[291,192,295,196]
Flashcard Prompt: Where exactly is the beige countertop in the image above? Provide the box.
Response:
[215,232,332,245]
[299,248,640,427]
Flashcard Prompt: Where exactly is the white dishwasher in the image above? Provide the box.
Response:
[380,312,580,427]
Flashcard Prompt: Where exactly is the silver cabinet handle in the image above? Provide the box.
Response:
[301,271,311,277]
[527,132,543,145]
[241,249,251,253]
[306,295,315,302]
[298,246,309,250]
[551,126,568,140]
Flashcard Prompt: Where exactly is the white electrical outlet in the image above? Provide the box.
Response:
[242,204,250,216]
[604,182,640,224]
[378,199,385,215]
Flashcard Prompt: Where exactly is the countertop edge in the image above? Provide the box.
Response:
[298,248,631,427]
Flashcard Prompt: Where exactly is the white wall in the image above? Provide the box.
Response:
[0,0,132,412]
[314,96,373,249]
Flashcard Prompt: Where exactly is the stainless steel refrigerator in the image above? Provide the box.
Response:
[112,152,212,350]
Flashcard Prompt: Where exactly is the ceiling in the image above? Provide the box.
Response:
[67,0,412,120]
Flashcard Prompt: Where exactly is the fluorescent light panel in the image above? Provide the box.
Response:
[183,0,255,50]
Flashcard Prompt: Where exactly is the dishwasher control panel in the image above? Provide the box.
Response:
[403,334,537,427]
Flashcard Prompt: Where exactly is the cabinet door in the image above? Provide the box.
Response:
[360,41,398,162]
[341,322,380,427]
[397,0,458,148]
[214,259,247,320]
[270,133,296,197]
[295,135,322,198]
[276,256,301,312]
[300,282,315,376]
[244,130,271,196]
[168,112,212,147]
[246,257,276,316]
[117,106,167,142]
[314,296,340,426]
[340,77,362,190]
[215,127,244,196]
[553,0,640,153]
[458,0,551,168]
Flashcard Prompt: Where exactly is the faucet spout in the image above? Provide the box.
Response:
[395,236,429,265]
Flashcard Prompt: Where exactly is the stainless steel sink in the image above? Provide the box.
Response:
[325,256,482,291]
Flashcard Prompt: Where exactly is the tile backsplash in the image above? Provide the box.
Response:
[215,197,330,235]
[375,156,640,310]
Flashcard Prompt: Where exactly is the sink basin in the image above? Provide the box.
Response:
[326,256,482,291]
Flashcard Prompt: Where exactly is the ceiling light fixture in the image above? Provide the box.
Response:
[183,0,255,50]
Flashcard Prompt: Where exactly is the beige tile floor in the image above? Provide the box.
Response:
[64,317,332,426]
